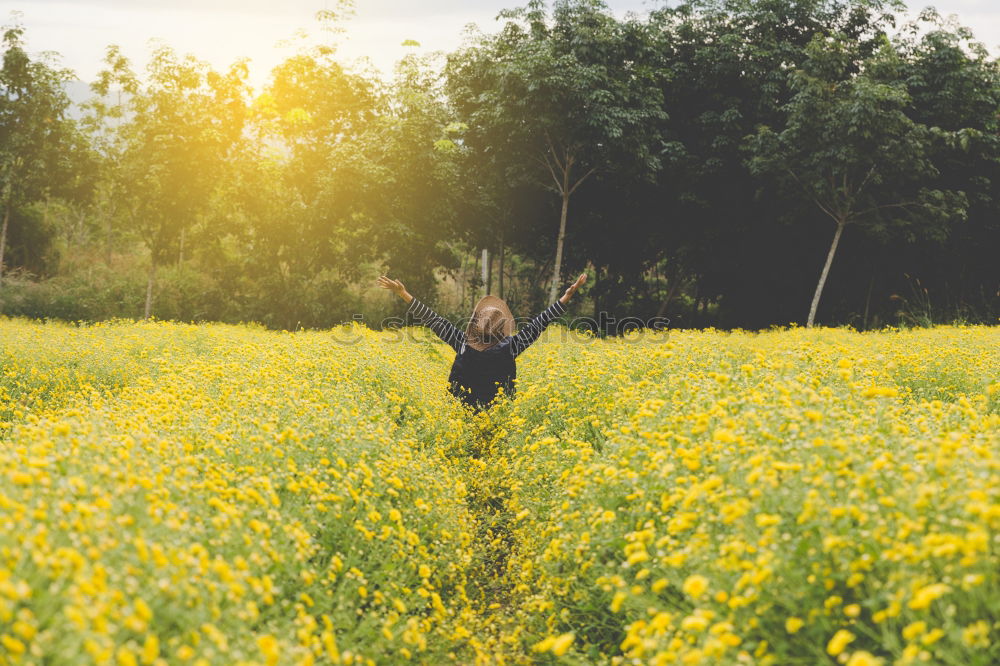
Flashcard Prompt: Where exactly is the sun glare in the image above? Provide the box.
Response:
[12,1,497,89]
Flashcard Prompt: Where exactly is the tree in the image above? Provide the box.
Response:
[81,45,139,266]
[639,0,908,326]
[248,21,377,311]
[447,0,665,304]
[890,10,1000,320]
[0,20,85,285]
[92,45,250,318]
[748,35,966,327]
[363,49,464,297]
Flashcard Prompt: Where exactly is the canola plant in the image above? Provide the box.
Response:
[0,319,997,665]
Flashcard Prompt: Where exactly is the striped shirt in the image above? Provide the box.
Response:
[406,297,566,357]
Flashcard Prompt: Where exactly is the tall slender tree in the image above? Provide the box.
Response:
[447,0,665,304]
[250,22,376,294]
[92,45,250,318]
[749,35,966,327]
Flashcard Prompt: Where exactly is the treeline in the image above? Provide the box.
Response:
[1,0,998,330]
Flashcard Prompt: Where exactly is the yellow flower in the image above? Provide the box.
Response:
[921,628,945,646]
[134,598,153,622]
[532,636,555,653]
[962,621,990,648]
[257,634,279,666]
[11,621,36,641]
[551,633,574,656]
[141,635,160,665]
[1,635,26,655]
[902,621,926,641]
[908,584,951,610]
[755,513,781,527]
[682,574,709,599]
[681,615,709,633]
[827,630,855,656]
[3,318,997,665]
[533,633,574,656]
[846,651,883,666]
[116,646,138,666]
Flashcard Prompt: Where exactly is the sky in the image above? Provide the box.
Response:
[3,0,999,91]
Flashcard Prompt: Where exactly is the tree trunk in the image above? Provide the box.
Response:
[178,227,185,265]
[533,254,552,301]
[655,264,683,319]
[498,227,505,299]
[689,282,700,327]
[144,260,156,320]
[0,202,9,286]
[656,278,682,319]
[481,248,489,297]
[862,274,874,331]
[548,188,570,304]
[106,215,113,265]
[459,252,466,309]
[592,265,602,321]
[74,210,86,249]
[44,197,53,239]
[807,220,846,328]
[105,201,117,265]
[483,250,493,295]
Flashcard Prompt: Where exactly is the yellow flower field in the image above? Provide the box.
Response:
[0,319,997,665]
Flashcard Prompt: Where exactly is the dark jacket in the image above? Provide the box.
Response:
[406,298,566,410]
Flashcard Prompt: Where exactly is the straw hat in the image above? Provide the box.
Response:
[465,295,515,351]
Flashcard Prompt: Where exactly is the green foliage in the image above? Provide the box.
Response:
[0,2,998,328]
[748,34,964,235]
[0,23,83,200]
[0,253,403,330]
[746,30,971,325]
[96,46,250,264]
[447,0,667,301]
[0,19,91,281]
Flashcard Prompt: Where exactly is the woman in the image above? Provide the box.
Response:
[377,273,586,411]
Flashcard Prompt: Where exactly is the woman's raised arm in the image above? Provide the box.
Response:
[378,276,464,353]
[510,274,586,357]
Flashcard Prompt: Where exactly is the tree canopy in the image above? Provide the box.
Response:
[0,1,997,329]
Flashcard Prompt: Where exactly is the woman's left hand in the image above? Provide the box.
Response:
[560,273,587,304]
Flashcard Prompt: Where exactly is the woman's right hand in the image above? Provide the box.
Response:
[377,276,413,303]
